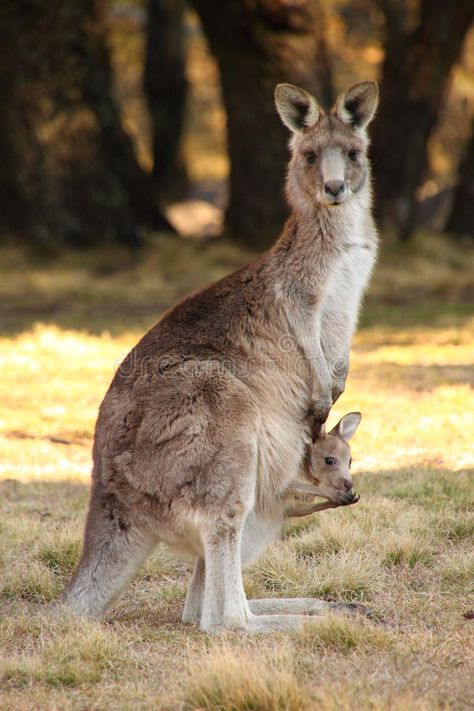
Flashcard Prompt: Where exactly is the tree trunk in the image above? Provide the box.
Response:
[372,0,474,241]
[445,120,474,237]
[190,0,325,250]
[144,0,189,203]
[0,0,171,248]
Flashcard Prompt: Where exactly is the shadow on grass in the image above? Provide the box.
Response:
[0,236,473,337]
[0,236,250,337]
[351,361,474,389]
[2,301,472,339]
[361,301,473,332]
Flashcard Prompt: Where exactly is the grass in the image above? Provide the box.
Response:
[0,232,473,710]
[179,644,313,711]
[294,614,393,653]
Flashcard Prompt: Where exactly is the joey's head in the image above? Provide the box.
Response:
[274,82,378,212]
[308,412,361,492]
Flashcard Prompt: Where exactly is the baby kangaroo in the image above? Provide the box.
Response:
[284,412,361,518]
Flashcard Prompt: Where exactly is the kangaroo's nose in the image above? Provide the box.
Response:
[324,180,345,197]
[342,478,353,491]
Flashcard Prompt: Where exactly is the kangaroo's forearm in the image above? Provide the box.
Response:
[286,480,337,499]
[285,500,336,518]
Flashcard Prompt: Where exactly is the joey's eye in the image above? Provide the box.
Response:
[349,457,353,468]
[348,149,359,162]
[305,151,317,165]
[325,457,336,466]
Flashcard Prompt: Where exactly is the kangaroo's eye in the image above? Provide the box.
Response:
[305,151,317,164]
[348,149,359,162]
[349,457,353,468]
[325,457,336,465]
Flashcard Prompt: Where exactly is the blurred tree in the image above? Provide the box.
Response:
[0,0,171,249]
[445,119,474,237]
[144,0,189,203]
[189,0,330,249]
[372,0,474,241]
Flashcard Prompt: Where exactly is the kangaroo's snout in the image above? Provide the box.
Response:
[331,474,353,492]
[324,180,345,197]
[341,476,353,491]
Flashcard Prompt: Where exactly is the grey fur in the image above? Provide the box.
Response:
[63,82,378,633]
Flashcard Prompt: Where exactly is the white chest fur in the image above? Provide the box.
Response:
[241,507,285,566]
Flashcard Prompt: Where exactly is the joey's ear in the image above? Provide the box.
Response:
[312,421,326,443]
[335,82,378,129]
[331,412,361,441]
[275,83,320,133]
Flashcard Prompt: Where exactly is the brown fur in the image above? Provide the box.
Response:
[63,82,378,632]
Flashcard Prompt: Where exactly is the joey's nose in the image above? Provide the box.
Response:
[342,478,353,491]
[324,180,345,197]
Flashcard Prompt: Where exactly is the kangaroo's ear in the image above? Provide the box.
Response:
[335,82,378,129]
[330,412,361,441]
[312,421,326,443]
[275,83,320,133]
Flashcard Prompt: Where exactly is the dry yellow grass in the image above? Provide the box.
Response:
[0,233,473,710]
[178,643,314,711]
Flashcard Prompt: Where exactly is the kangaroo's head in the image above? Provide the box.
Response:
[275,82,378,212]
[308,412,361,492]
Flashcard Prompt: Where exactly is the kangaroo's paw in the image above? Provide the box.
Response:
[347,489,360,505]
[329,488,360,506]
[340,488,360,506]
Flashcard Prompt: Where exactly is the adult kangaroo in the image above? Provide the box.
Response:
[63,81,379,633]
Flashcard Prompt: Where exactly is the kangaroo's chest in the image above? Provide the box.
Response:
[255,381,310,505]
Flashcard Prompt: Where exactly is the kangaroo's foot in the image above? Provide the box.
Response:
[248,598,330,616]
[248,598,372,619]
[246,613,306,633]
[200,602,373,634]
[245,608,371,633]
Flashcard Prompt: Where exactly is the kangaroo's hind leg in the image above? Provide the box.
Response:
[62,481,157,618]
[199,456,256,633]
[200,512,251,633]
[200,495,317,633]
[182,558,205,624]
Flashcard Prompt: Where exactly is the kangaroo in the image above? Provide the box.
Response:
[181,410,362,628]
[62,81,378,633]
[284,411,361,518]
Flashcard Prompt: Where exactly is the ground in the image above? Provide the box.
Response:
[0,232,473,710]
